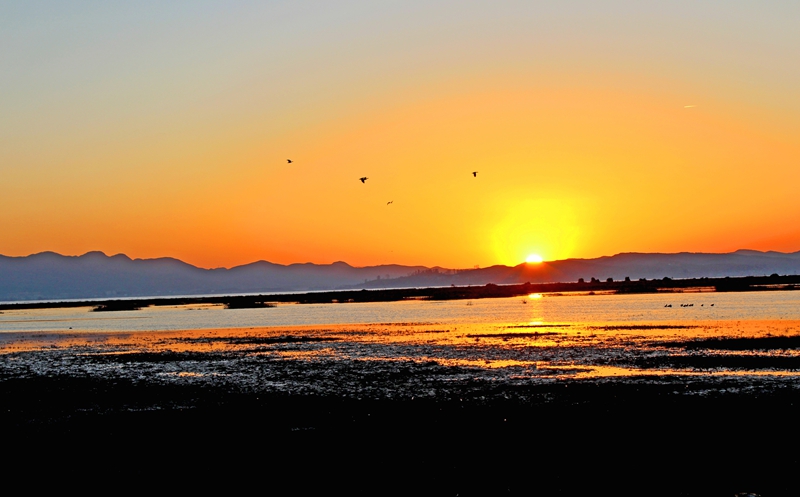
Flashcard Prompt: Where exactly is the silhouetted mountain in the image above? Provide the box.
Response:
[1,249,799,302]
[362,250,800,289]
[0,252,425,302]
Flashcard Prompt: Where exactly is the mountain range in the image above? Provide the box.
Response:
[1,249,800,302]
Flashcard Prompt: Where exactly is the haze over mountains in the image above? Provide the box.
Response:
[2,249,800,302]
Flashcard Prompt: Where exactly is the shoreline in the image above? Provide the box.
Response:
[2,273,800,311]
[4,319,800,494]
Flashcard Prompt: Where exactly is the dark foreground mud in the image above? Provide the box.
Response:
[2,323,799,495]
[3,372,799,496]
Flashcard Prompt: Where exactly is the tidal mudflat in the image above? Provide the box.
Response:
[2,315,800,495]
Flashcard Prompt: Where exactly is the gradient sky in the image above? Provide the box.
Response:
[2,1,799,268]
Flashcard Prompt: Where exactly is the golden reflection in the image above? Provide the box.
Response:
[271,349,334,360]
[4,320,800,382]
[425,357,536,369]
[528,293,543,300]
[160,371,207,378]
[569,365,800,379]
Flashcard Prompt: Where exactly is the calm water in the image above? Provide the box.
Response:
[3,290,800,386]
[2,290,800,333]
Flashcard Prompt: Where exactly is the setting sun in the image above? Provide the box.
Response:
[525,254,544,264]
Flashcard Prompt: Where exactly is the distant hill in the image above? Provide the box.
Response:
[0,251,426,302]
[362,250,800,289]
[1,249,800,302]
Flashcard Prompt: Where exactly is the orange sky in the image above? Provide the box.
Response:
[2,2,799,268]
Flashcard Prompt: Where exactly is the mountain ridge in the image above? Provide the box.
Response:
[2,249,800,302]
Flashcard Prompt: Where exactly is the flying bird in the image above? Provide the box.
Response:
[287,159,293,163]
[360,177,368,183]
[472,171,478,177]
[387,201,393,205]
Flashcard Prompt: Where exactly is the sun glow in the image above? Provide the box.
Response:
[490,197,588,267]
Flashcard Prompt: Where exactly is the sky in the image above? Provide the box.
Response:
[2,1,799,269]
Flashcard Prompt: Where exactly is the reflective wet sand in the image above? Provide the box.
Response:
[3,319,799,399]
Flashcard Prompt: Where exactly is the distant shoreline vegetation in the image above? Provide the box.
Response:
[3,274,800,312]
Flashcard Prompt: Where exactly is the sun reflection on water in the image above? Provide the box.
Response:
[4,301,800,385]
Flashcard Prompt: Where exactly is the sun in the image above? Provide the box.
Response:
[525,254,543,264]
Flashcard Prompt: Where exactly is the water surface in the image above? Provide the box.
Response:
[2,290,800,333]
[3,290,800,389]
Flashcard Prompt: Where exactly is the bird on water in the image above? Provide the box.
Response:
[287,159,293,163]
[472,171,478,177]
[360,177,368,183]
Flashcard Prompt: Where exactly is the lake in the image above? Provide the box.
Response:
[2,289,800,333]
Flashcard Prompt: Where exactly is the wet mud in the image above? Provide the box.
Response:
[2,321,800,495]
[628,354,800,370]
[664,335,800,351]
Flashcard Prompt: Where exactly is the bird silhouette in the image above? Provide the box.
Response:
[472,171,478,177]
[387,201,393,205]
[287,159,293,163]
[360,177,368,183]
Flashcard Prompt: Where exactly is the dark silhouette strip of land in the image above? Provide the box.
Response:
[1,273,799,311]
